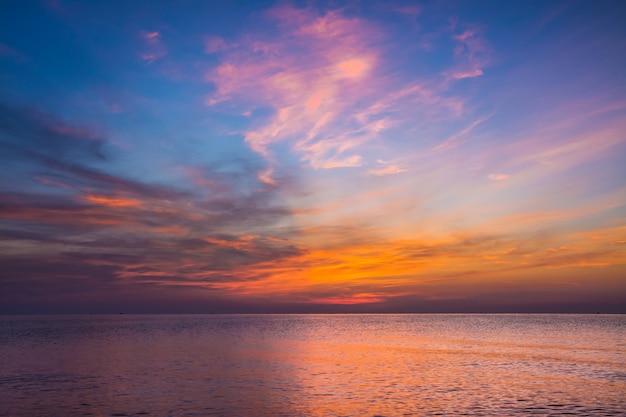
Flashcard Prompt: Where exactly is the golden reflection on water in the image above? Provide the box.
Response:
[0,314,624,416]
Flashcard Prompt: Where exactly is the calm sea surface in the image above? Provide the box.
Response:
[1,314,624,416]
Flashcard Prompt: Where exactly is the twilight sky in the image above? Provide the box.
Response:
[1,0,625,313]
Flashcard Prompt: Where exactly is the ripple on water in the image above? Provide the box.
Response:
[0,314,624,417]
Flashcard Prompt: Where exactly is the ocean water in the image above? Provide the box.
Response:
[0,314,624,417]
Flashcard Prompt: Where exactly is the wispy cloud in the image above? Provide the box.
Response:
[205,5,473,173]
[488,173,508,181]
[433,115,490,152]
[446,27,490,81]
[205,5,381,169]
[204,36,228,54]
[139,30,167,62]
[368,164,407,176]
[2,1,625,313]
[0,102,303,304]
[392,6,421,19]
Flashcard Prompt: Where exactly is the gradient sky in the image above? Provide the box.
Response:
[1,0,625,313]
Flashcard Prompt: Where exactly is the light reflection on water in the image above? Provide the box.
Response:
[1,314,624,416]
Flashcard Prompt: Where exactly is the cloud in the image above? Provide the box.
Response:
[224,223,626,310]
[3,2,624,314]
[393,6,421,19]
[0,102,106,162]
[488,173,509,181]
[141,31,160,44]
[323,155,363,169]
[450,68,484,80]
[139,30,167,62]
[433,116,489,152]
[0,101,305,309]
[445,27,490,81]
[204,5,485,176]
[204,5,384,169]
[204,36,228,54]
[368,165,407,176]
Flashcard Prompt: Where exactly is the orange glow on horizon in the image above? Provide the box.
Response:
[310,293,386,304]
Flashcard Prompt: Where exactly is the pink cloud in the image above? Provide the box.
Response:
[393,6,421,18]
[50,124,98,139]
[141,31,161,44]
[337,58,371,78]
[139,30,167,62]
[35,176,74,189]
[205,36,228,54]
[257,167,276,185]
[450,68,484,79]
[492,104,626,181]
[204,6,383,169]
[446,27,490,81]
[368,165,407,176]
[323,155,362,169]
[433,116,489,152]
[488,173,509,181]
[204,5,481,174]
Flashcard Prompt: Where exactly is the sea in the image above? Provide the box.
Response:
[0,314,624,416]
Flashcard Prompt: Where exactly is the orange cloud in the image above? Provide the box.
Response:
[83,194,142,207]
[310,293,385,305]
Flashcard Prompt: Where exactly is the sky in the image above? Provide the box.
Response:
[1,0,625,314]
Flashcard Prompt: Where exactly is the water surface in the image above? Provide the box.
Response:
[1,314,624,416]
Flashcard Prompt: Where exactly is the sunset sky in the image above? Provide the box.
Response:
[1,0,625,313]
